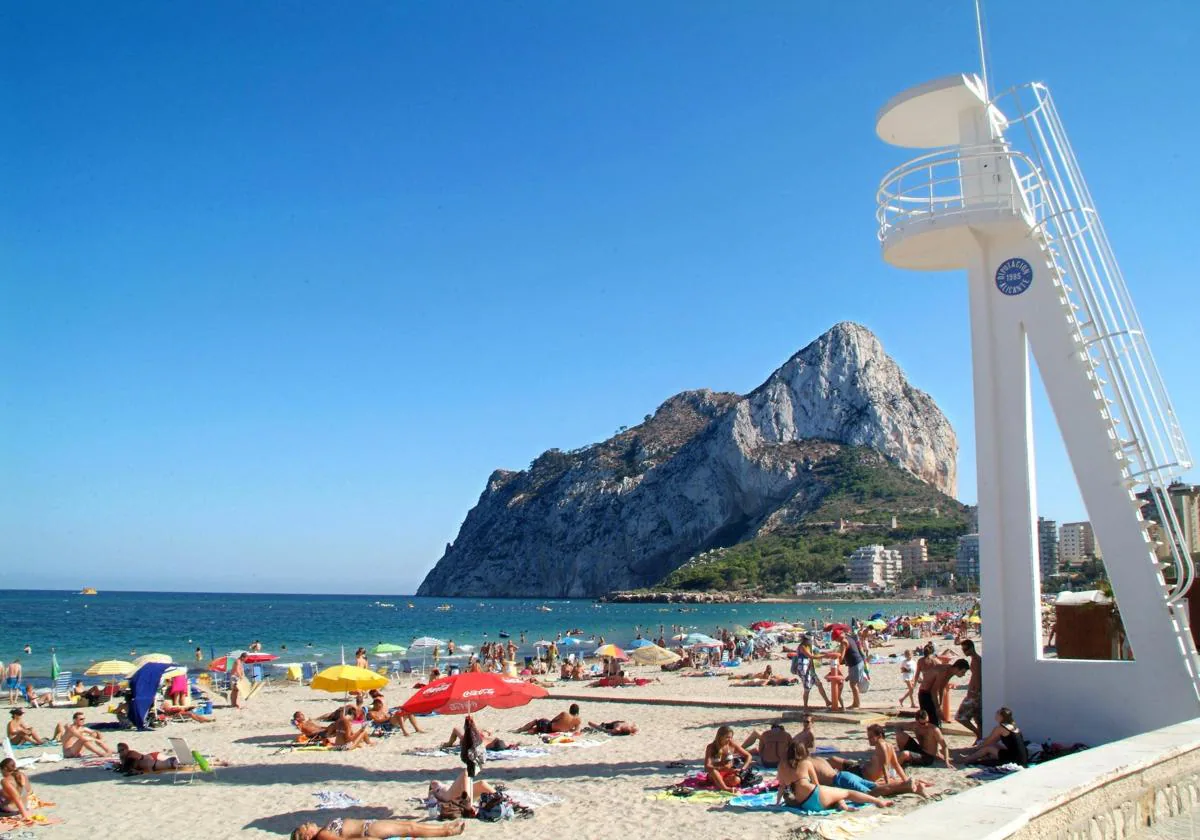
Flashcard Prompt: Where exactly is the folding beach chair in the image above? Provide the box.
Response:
[52,671,73,706]
[168,736,217,784]
[301,663,317,684]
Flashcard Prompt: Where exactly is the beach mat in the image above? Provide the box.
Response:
[727,792,867,815]
[410,746,550,761]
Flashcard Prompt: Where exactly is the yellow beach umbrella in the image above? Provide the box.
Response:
[84,660,136,677]
[594,644,628,660]
[133,653,173,667]
[629,644,681,666]
[967,615,982,624]
[913,615,936,624]
[310,664,388,693]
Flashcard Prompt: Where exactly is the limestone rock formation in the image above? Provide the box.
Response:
[417,322,957,598]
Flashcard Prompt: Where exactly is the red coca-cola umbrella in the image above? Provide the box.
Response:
[399,672,548,716]
[209,653,278,672]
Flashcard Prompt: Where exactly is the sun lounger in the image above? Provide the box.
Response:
[167,736,217,784]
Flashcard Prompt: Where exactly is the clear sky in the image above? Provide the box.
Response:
[2,2,1197,594]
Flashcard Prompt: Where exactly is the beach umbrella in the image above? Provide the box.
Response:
[682,633,718,646]
[372,643,407,655]
[409,637,445,649]
[533,640,554,647]
[967,615,982,624]
[627,639,655,649]
[310,664,388,693]
[399,672,547,717]
[913,615,937,624]
[731,625,755,638]
[866,620,887,631]
[629,644,680,666]
[245,653,278,664]
[869,613,884,621]
[133,653,173,667]
[557,637,583,647]
[85,660,136,678]
[594,644,628,660]
[824,623,850,634]
[691,640,722,650]
[50,653,61,682]
[208,657,231,672]
[749,621,775,631]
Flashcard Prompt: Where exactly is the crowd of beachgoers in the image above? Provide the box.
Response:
[1,605,1075,839]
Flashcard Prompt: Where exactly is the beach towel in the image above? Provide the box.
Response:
[726,792,866,816]
[410,746,549,761]
[312,791,363,809]
[503,790,563,810]
[541,736,604,748]
[968,762,1022,781]
[812,745,837,754]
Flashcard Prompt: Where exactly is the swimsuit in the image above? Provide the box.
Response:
[5,677,17,689]
[997,727,1029,766]
[898,733,936,766]
[785,783,825,812]
[917,689,941,726]
[832,771,875,794]
[532,718,553,734]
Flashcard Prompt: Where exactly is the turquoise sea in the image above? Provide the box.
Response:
[0,590,966,681]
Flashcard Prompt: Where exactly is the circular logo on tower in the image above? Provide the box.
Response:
[995,257,1033,296]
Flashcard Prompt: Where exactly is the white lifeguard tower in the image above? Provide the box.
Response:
[875,72,1200,742]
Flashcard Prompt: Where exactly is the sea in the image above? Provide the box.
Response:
[0,590,967,682]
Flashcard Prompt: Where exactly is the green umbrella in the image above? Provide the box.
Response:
[731,625,755,638]
[372,643,407,655]
[50,653,60,682]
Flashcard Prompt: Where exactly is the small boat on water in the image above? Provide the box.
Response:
[436,604,453,611]
[80,587,98,596]
[498,631,510,638]
[407,603,415,609]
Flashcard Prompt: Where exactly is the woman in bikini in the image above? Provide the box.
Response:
[0,758,34,822]
[704,725,753,792]
[116,743,178,774]
[776,742,892,813]
[290,817,465,839]
[962,707,1030,766]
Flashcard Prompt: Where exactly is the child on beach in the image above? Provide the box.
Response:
[899,650,917,708]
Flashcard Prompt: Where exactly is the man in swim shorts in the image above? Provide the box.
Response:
[896,711,953,769]
[516,703,580,735]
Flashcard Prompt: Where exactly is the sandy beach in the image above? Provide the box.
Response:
[8,637,984,839]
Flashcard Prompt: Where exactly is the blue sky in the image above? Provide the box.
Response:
[2,2,1197,593]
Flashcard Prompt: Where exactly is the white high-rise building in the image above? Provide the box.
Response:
[887,538,928,575]
[847,544,902,588]
[1060,522,1100,565]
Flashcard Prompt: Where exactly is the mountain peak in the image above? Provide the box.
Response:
[417,322,957,598]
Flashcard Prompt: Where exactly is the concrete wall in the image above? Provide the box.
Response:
[861,718,1200,840]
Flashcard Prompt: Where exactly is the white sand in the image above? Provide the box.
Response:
[11,638,984,839]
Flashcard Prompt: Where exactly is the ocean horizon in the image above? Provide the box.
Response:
[0,588,967,680]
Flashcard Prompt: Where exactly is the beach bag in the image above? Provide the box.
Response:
[477,792,515,822]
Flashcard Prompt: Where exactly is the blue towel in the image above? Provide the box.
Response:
[727,792,864,815]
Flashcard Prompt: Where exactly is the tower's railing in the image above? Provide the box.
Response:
[875,84,1195,602]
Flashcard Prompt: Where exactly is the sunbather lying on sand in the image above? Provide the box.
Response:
[586,720,638,736]
[441,725,521,751]
[367,699,422,736]
[290,817,464,839]
[814,726,930,798]
[516,703,580,735]
[429,768,495,807]
[730,675,798,687]
[117,743,178,774]
[292,711,333,742]
[160,704,214,723]
[730,664,775,681]
[777,743,893,812]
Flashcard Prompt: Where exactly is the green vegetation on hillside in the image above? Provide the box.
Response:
[659,446,968,594]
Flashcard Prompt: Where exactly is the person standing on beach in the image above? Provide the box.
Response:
[230,653,248,709]
[5,659,21,705]
[792,635,830,709]
[837,630,865,710]
[917,659,969,727]
[955,640,983,739]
